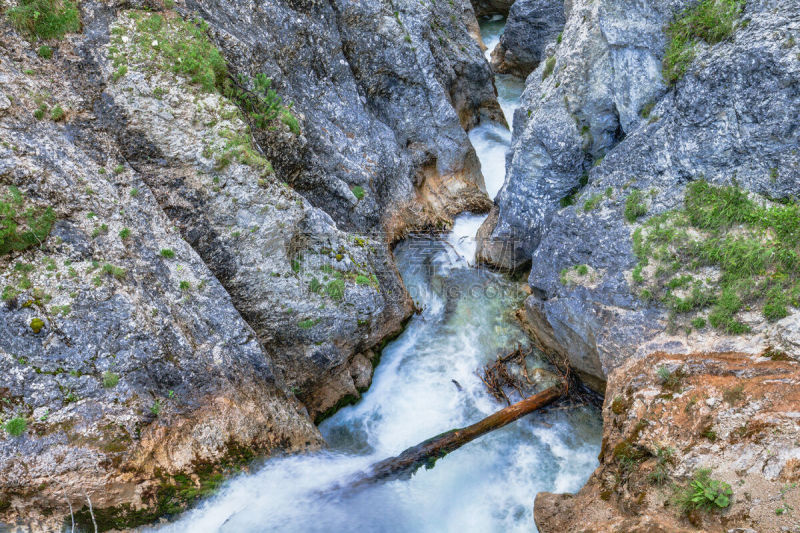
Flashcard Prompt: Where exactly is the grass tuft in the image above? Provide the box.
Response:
[663,0,745,84]
[8,0,80,40]
[631,181,800,333]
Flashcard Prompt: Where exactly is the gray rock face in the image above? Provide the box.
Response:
[0,14,321,525]
[186,0,500,238]
[470,0,515,17]
[100,9,413,421]
[506,0,800,386]
[489,0,565,77]
[0,0,505,524]
[478,0,689,271]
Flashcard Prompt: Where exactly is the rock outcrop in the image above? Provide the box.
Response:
[535,350,800,532]
[489,0,565,77]
[0,0,504,526]
[0,14,322,528]
[483,0,800,383]
[487,0,800,527]
[188,0,500,239]
[477,0,692,271]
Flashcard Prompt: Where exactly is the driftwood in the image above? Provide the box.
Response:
[349,382,565,487]
[477,344,535,405]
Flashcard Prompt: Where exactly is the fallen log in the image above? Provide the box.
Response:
[349,382,565,487]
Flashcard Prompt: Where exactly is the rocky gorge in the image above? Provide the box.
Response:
[0,0,798,530]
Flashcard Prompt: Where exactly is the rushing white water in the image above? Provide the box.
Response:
[156,18,601,533]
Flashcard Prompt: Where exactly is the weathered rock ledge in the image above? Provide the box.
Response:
[535,350,800,532]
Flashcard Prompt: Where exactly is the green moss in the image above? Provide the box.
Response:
[37,45,53,59]
[50,104,65,121]
[4,417,26,437]
[0,186,55,255]
[102,371,119,388]
[297,318,319,329]
[160,248,175,258]
[541,55,556,80]
[7,0,80,40]
[663,0,745,84]
[583,193,602,212]
[351,185,365,200]
[30,317,46,333]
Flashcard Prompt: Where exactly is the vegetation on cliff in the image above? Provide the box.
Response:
[0,186,55,256]
[663,0,745,83]
[632,181,799,333]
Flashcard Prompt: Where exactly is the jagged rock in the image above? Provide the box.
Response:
[534,351,800,532]
[518,0,800,387]
[478,0,689,271]
[489,0,565,77]
[477,0,800,391]
[99,9,412,421]
[0,0,504,524]
[186,0,499,239]
[0,17,321,528]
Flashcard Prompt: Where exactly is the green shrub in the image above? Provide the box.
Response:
[160,248,175,258]
[8,0,80,39]
[4,417,26,437]
[576,264,588,276]
[624,190,648,222]
[0,186,55,255]
[583,193,602,212]
[541,56,556,80]
[691,316,706,328]
[326,279,345,301]
[102,371,120,388]
[649,445,674,485]
[656,365,683,390]
[50,104,65,121]
[672,469,732,512]
[663,0,745,84]
[119,227,131,240]
[150,400,161,416]
[224,73,282,127]
[102,263,126,279]
[351,186,365,200]
[179,280,191,291]
[33,102,47,120]
[280,108,300,134]
[308,277,322,293]
[37,45,53,59]
[355,274,370,284]
[297,318,318,329]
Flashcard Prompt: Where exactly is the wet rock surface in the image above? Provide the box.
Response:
[489,0,565,77]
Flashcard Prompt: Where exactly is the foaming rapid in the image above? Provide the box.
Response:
[155,17,601,533]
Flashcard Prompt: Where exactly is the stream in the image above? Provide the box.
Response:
[156,17,602,533]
